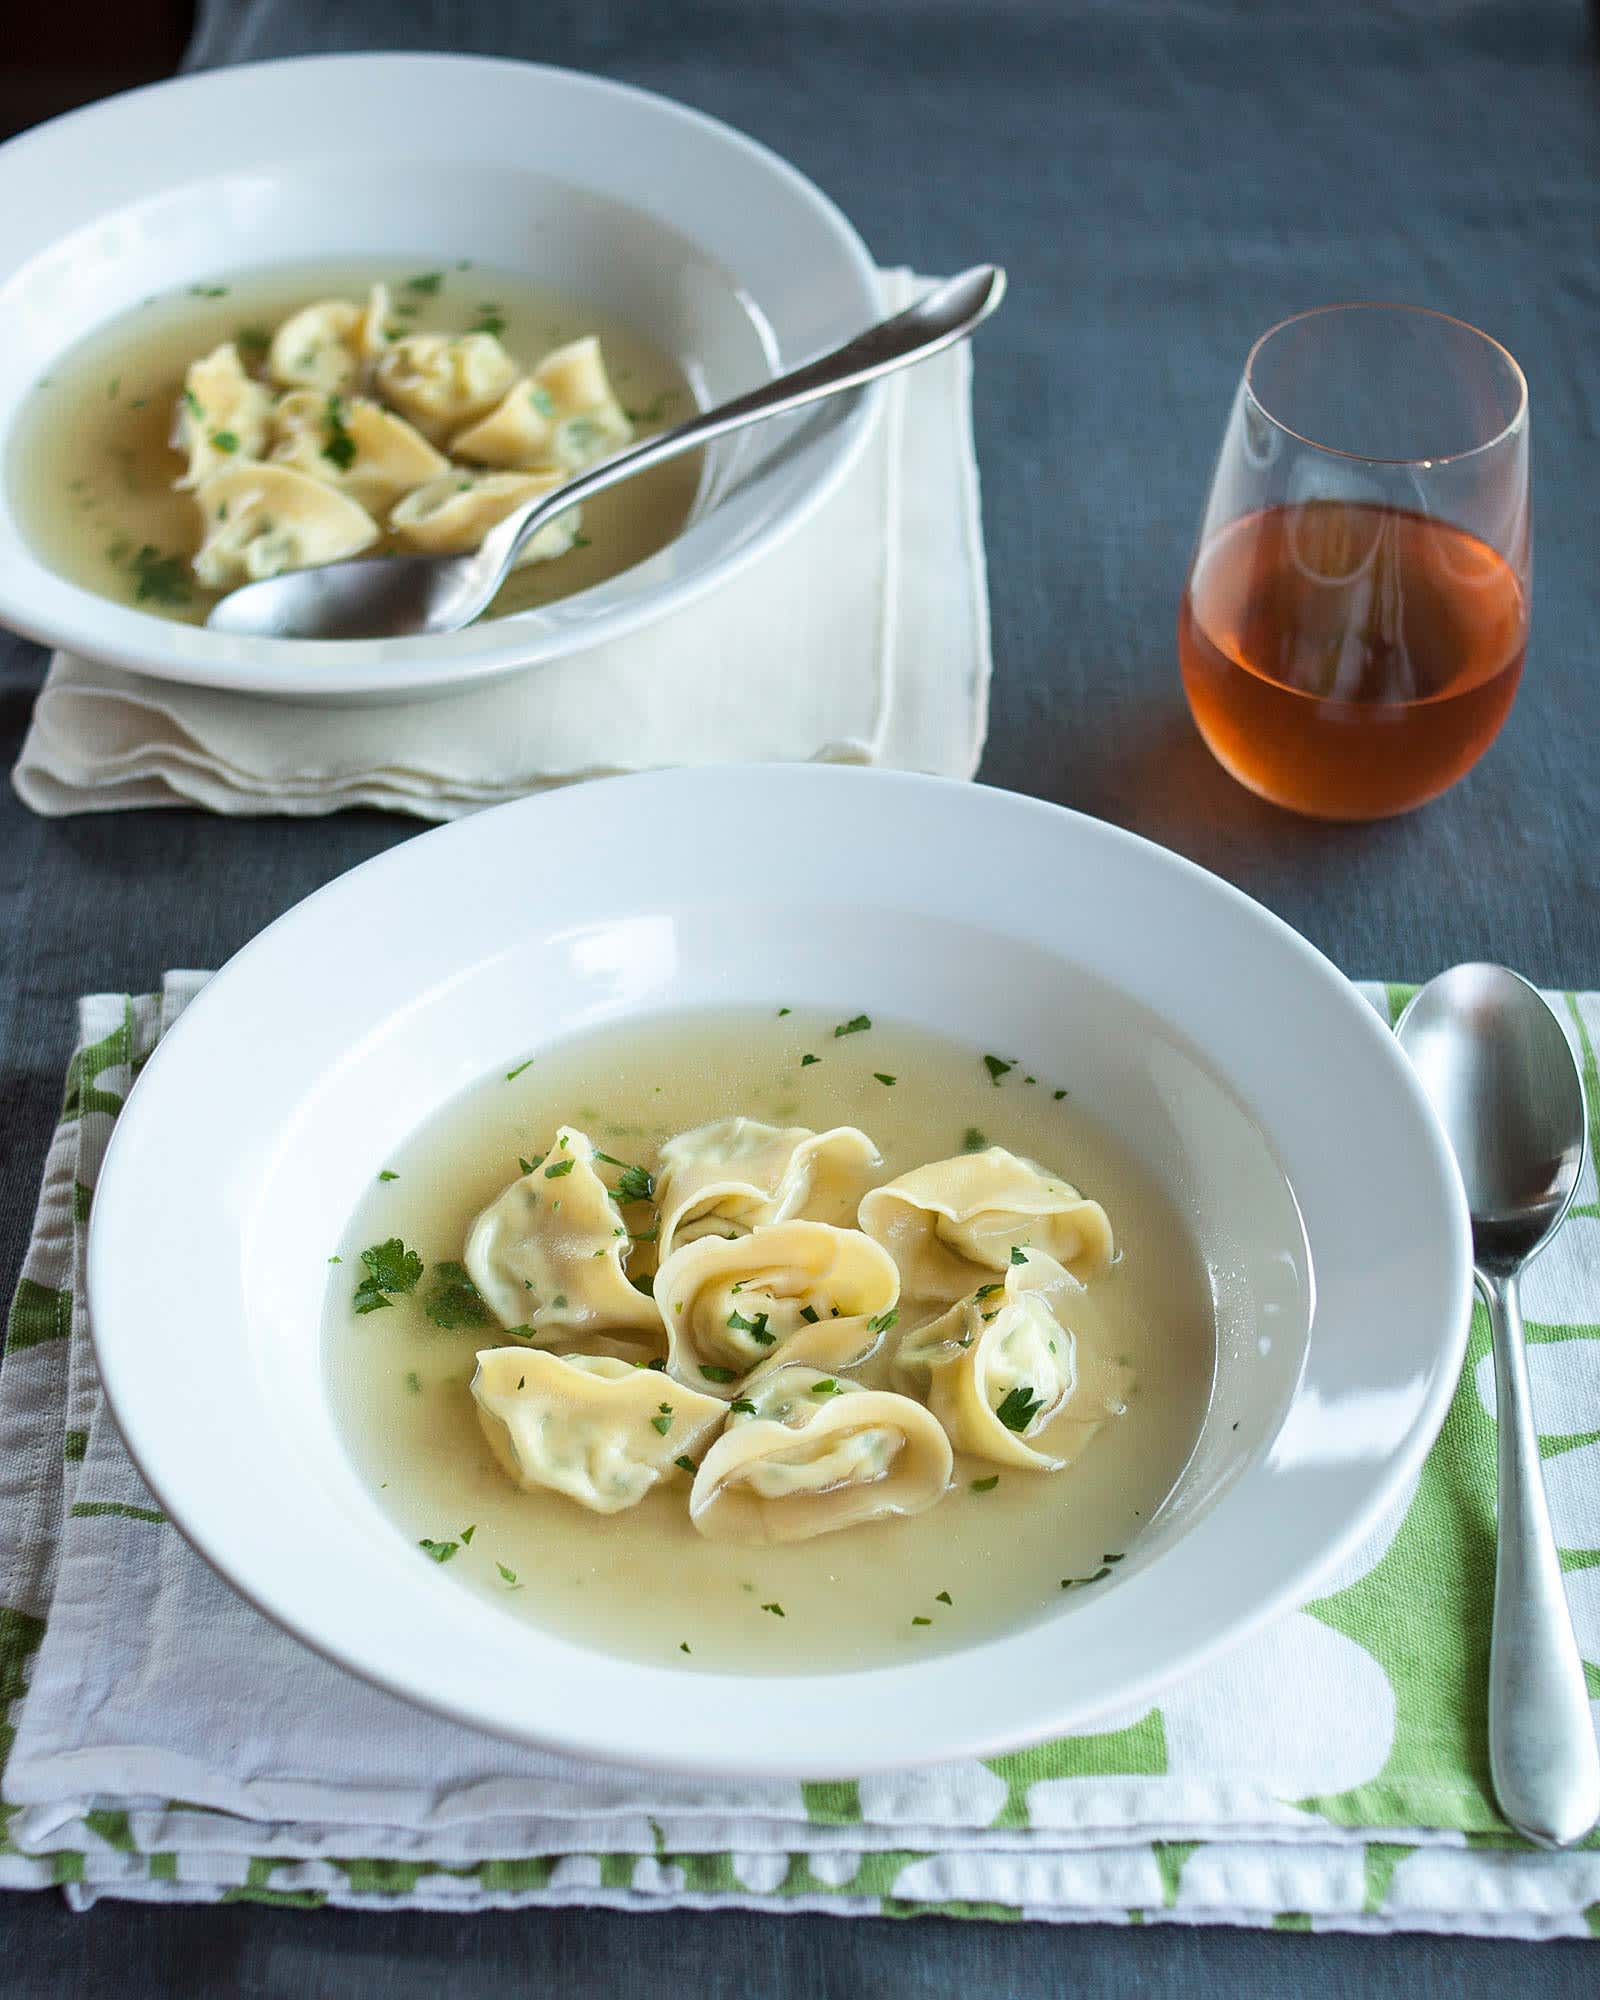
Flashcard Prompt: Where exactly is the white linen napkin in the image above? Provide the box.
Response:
[10,270,989,819]
[3,976,1599,1932]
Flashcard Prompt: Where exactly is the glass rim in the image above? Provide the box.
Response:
[1242,302,1529,468]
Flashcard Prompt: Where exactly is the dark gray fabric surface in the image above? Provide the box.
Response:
[3,0,1599,1987]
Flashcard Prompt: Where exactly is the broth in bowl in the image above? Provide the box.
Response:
[9,258,698,625]
[324,1005,1215,1675]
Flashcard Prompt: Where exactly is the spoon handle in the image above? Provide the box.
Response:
[484,266,1006,576]
[1478,1265,1600,1846]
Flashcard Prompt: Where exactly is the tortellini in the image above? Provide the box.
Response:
[894,1251,1133,1470]
[268,285,391,393]
[689,1366,952,1544]
[190,463,378,589]
[372,331,520,443]
[654,1220,899,1396]
[172,343,273,488]
[655,1119,881,1261]
[464,1127,662,1354]
[860,1145,1115,1301]
[388,470,581,567]
[451,335,634,472]
[472,1349,725,1514]
[267,390,447,514]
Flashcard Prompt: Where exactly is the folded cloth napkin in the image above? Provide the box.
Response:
[2,978,1598,1933]
[10,270,988,819]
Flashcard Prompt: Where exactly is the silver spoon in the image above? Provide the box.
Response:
[207,265,1006,641]
[1396,963,1599,1848]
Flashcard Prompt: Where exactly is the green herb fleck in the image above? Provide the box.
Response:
[497,1563,521,1587]
[699,1365,738,1384]
[776,1006,791,1017]
[459,1524,476,1545]
[505,1058,534,1080]
[983,1055,1015,1084]
[322,395,357,472]
[728,1308,774,1345]
[799,1304,821,1324]
[1010,1245,1028,1266]
[651,1409,674,1435]
[873,1072,897,1086]
[423,1261,491,1329]
[551,1293,569,1310]
[971,1475,1000,1493]
[679,1641,691,1654]
[995,1383,1044,1432]
[209,429,239,453]
[809,1378,841,1397]
[404,1370,421,1392]
[936,1589,953,1605]
[182,386,203,418]
[800,1053,820,1067]
[529,385,556,416]
[190,283,229,298]
[866,1308,899,1334]
[761,1602,785,1617]
[405,272,444,295]
[834,1014,871,1038]
[106,375,121,399]
[235,324,270,363]
[544,1157,575,1179]
[912,1616,932,1627]
[623,390,682,425]
[973,1282,1004,1299]
[378,1169,399,1181]
[961,1127,988,1154]
[729,1397,756,1416]
[1053,1088,1068,1101]
[418,1538,458,1563]
[471,309,507,338]
[614,1163,655,1204]
[128,545,192,606]
[673,1454,697,1474]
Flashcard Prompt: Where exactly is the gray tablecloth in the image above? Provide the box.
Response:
[4,1,1598,1991]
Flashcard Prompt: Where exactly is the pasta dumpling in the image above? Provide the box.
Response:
[689,1365,952,1544]
[893,1251,1133,1470]
[860,1145,1114,1301]
[190,463,378,589]
[372,331,520,443]
[655,1118,882,1261]
[268,286,390,393]
[654,1219,899,1396]
[172,343,273,488]
[267,390,447,514]
[464,1126,663,1351]
[388,470,581,567]
[472,1349,725,1514]
[451,335,633,472]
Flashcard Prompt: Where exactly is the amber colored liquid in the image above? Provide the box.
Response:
[1178,502,1526,819]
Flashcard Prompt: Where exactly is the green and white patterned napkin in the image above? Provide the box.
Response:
[2,976,1597,1935]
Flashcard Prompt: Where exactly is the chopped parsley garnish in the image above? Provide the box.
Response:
[353,1236,423,1313]
[623,390,681,425]
[497,1563,520,1587]
[970,1475,1000,1493]
[679,1641,691,1654]
[518,1156,537,1175]
[209,429,239,453]
[235,324,270,362]
[673,1455,697,1474]
[973,1282,1004,1299]
[544,1157,575,1179]
[630,1224,660,1244]
[613,1163,655,1205]
[505,1325,533,1341]
[866,1309,899,1334]
[1053,1088,1068,1101]
[761,1602,785,1617]
[1010,1246,1028,1265]
[799,1304,821,1324]
[322,396,357,472]
[912,1616,932,1627]
[418,1538,458,1563]
[729,1397,757,1416]
[808,1378,841,1397]
[404,1370,421,1392]
[328,1255,342,1264]
[128,545,192,606]
[776,1006,791,1017]
[471,309,507,338]
[460,1524,476,1545]
[699,1365,738,1383]
[961,1127,988,1154]
[505,1059,534,1080]
[727,1308,774,1344]
[378,1169,399,1181]
[551,1293,568,1310]
[983,1055,1015,1084]
[936,1590,953,1605]
[834,1014,872,1037]
[647,1357,667,1371]
[995,1383,1044,1432]
[529,385,556,416]
[650,1408,674,1435]
[182,386,203,418]
[800,1053,820,1067]
[1060,1565,1115,1590]
[422,1261,491,1329]
[873,1072,897,1086]
[404,271,444,295]
[190,283,229,298]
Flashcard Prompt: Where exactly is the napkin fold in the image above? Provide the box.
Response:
[2,978,1598,1933]
[10,270,989,819]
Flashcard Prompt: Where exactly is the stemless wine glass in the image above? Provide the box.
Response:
[1178,305,1530,820]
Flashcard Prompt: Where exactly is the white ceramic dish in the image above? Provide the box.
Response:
[0,54,881,702]
[87,768,1473,1778]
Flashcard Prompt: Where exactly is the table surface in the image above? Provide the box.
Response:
[4,0,1598,1990]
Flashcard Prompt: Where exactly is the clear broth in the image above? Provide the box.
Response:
[9,258,698,625]
[324,1008,1216,1675]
